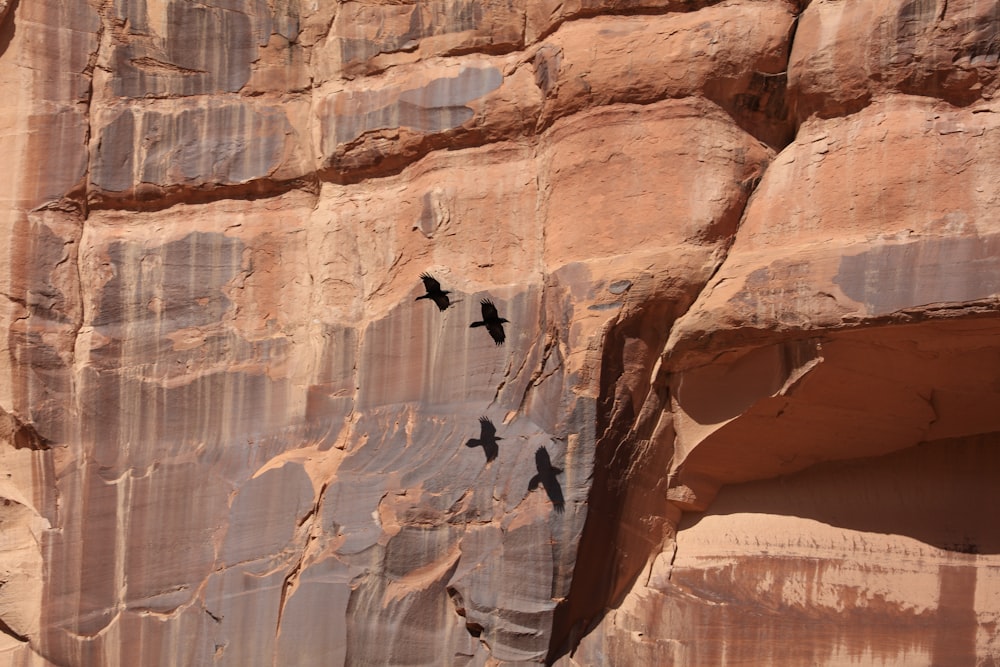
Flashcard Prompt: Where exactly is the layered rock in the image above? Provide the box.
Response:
[561,1,1000,664]
[1,0,999,666]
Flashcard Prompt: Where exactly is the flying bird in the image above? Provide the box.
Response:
[465,416,502,463]
[528,446,565,513]
[415,273,451,311]
[470,298,508,345]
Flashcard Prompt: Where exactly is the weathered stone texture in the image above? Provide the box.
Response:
[789,0,1000,119]
[90,99,310,200]
[104,0,282,98]
[326,0,526,78]
[667,94,1000,360]
[316,57,542,179]
[2,0,1000,665]
[533,3,795,143]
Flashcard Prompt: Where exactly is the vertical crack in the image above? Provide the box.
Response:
[272,481,328,665]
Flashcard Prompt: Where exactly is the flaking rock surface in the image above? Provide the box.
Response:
[0,0,998,665]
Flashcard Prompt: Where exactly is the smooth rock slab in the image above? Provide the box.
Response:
[666,95,1000,360]
[789,0,1000,119]
[534,2,795,142]
[329,0,525,77]
[316,57,540,176]
[105,0,275,97]
[91,99,307,198]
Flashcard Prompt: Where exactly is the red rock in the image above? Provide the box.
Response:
[329,0,526,78]
[1,0,999,664]
[789,0,1000,120]
[534,2,796,144]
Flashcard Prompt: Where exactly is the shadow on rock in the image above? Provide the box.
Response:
[529,446,564,513]
[465,416,501,463]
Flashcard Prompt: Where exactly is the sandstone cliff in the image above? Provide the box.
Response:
[0,0,998,665]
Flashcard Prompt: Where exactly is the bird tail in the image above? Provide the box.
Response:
[528,474,541,491]
[470,321,485,328]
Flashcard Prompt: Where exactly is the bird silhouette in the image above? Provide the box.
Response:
[465,416,502,462]
[528,446,565,513]
[415,273,451,311]
[470,298,508,345]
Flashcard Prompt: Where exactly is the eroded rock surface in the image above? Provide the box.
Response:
[1,0,999,665]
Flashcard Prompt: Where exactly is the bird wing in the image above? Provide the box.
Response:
[534,447,549,468]
[484,442,498,462]
[431,293,450,311]
[486,322,505,345]
[528,474,541,491]
[481,299,499,320]
[421,273,442,293]
[546,479,566,513]
[479,416,496,439]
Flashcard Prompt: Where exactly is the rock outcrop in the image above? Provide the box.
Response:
[1,0,998,665]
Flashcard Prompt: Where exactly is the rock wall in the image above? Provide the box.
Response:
[0,0,998,665]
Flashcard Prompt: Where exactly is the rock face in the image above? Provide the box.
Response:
[0,0,998,665]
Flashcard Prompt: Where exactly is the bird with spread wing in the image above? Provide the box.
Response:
[465,416,502,463]
[529,446,565,513]
[415,273,451,311]
[470,298,508,345]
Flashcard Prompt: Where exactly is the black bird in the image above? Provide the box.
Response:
[470,298,508,345]
[465,416,502,463]
[528,446,565,513]
[415,273,451,311]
